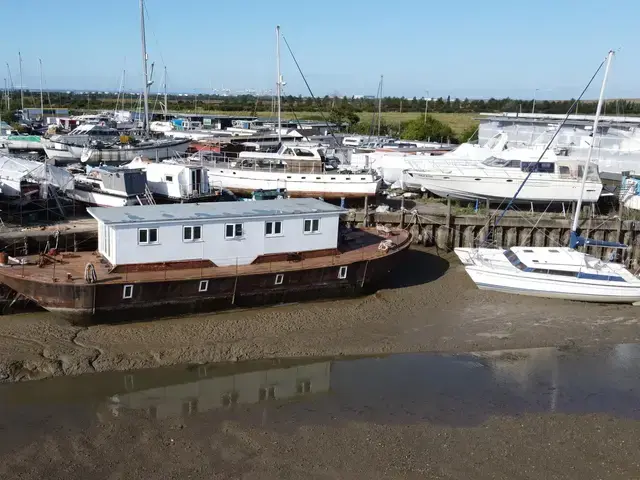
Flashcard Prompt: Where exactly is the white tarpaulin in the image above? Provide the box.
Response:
[0,155,74,193]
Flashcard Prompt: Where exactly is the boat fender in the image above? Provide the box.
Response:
[84,263,97,284]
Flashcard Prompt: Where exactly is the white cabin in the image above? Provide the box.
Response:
[124,157,213,201]
[88,198,345,267]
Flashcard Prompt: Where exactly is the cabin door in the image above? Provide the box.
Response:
[191,169,203,194]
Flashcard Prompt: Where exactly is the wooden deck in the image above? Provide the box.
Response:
[0,229,411,286]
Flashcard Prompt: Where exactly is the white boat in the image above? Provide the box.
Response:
[123,157,220,202]
[5,134,45,152]
[350,133,509,187]
[455,246,640,302]
[404,150,602,203]
[188,151,380,199]
[66,165,152,207]
[455,50,640,304]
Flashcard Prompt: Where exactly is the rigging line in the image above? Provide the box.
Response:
[280,34,339,145]
[142,3,166,68]
[488,58,606,238]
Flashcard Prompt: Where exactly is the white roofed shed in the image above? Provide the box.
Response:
[87,199,346,267]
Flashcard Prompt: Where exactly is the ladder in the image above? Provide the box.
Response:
[136,185,156,206]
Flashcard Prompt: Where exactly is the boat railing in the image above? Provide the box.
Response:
[174,150,376,179]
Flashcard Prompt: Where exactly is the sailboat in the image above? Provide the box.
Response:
[454,51,640,303]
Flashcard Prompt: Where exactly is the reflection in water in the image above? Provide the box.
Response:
[2,344,640,425]
[107,362,331,419]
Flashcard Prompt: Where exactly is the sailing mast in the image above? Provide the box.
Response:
[276,25,282,144]
[140,0,150,135]
[377,75,383,136]
[163,66,168,119]
[18,52,24,111]
[571,50,614,238]
[38,59,44,119]
[5,63,12,111]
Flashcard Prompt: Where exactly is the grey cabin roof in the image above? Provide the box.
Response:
[87,199,346,225]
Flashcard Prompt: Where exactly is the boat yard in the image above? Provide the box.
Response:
[4,1,640,478]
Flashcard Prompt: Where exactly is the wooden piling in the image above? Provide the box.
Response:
[363,196,369,227]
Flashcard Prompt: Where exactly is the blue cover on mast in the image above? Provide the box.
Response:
[569,230,627,249]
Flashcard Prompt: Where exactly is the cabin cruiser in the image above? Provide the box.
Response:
[185,144,381,199]
[456,246,640,303]
[66,165,152,207]
[123,157,222,203]
[404,151,603,203]
[349,133,509,188]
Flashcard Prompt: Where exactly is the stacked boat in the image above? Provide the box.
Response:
[185,142,381,199]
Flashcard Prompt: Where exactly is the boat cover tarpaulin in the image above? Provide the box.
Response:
[0,155,74,191]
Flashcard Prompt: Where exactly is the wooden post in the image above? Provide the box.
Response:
[485,198,490,213]
[400,196,405,229]
[446,197,452,230]
[616,199,625,242]
[363,195,369,228]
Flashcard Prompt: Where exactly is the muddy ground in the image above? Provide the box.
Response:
[1,246,639,382]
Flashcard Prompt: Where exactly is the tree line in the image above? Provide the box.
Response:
[3,90,639,116]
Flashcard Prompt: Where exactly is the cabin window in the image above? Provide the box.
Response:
[225,223,243,239]
[294,148,315,157]
[138,228,158,245]
[283,148,294,155]
[274,274,284,285]
[198,280,209,292]
[303,219,320,234]
[265,221,283,236]
[123,284,133,299]
[338,266,348,279]
[183,225,202,242]
[165,175,174,182]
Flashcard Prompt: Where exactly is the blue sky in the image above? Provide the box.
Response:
[2,0,639,99]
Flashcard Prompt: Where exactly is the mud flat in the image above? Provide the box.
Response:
[1,346,640,479]
[1,247,640,382]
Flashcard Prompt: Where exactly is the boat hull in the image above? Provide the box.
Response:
[65,189,140,207]
[45,139,191,164]
[405,173,602,203]
[455,248,640,303]
[0,241,409,324]
[205,168,381,199]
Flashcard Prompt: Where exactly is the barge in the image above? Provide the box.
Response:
[0,199,410,323]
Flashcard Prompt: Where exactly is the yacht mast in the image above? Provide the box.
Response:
[276,25,282,144]
[377,75,383,136]
[38,59,44,119]
[571,50,614,233]
[5,63,12,111]
[140,0,150,135]
[18,52,24,111]
[163,66,168,118]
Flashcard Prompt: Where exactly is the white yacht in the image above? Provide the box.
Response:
[455,50,640,304]
[404,150,602,203]
[456,246,640,303]
[66,165,152,207]
[188,146,381,199]
[350,132,509,187]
